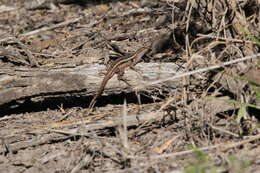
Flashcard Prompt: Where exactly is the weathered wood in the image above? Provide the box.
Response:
[0,63,181,106]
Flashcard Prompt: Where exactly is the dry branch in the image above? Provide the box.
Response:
[0,17,81,43]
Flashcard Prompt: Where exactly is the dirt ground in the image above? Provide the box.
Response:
[0,0,260,172]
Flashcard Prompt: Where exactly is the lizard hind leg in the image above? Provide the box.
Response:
[130,66,142,77]
[117,71,131,87]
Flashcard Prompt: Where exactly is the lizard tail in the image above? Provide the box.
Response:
[88,96,97,109]
[88,86,105,109]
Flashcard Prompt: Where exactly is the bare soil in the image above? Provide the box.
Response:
[0,0,260,172]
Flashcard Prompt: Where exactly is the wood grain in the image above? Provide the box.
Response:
[0,63,182,106]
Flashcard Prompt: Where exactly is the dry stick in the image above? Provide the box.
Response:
[197,34,255,44]
[21,17,81,37]
[190,34,255,52]
[0,17,81,42]
[135,53,260,90]
[120,7,151,17]
[128,133,260,159]
[70,31,103,52]
[0,134,70,154]
[70,154,93,173]
[185,1,193,57]
[121,99,129,150]
[152,134,182,154]
[207,123,240,138]
[137,96,176,130]
[0,6,16,13]
[16,39,39,67]
[45,111,164,136]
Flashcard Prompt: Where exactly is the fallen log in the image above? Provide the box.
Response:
[0,63,181,106]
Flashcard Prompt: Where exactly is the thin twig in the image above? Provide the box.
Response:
[21,17,81,38]
[135,53,260,90]
[0,17,81,43]
[207,123,240,138]
[70,154,93,173]
[121,99,129,150]
[128,133,260,159]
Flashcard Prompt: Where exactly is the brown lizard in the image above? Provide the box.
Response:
[88,45,151,109]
